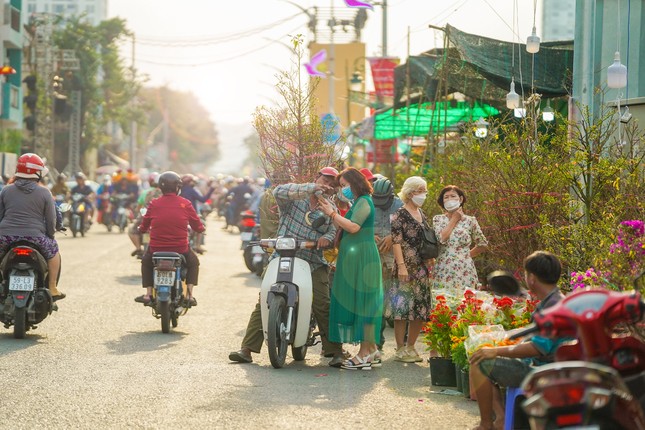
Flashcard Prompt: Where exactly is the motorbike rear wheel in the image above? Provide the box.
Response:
[243,247,254,272]
[267,295,289,368]
[159,301,170,333]
[171,311,178,328]
[14,307,27,339]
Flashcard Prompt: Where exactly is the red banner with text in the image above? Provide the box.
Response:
[367,57,400,98]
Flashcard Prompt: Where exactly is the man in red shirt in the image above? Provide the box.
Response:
[134,171,205,306]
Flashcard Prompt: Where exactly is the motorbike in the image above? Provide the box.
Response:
[111,193,133,233]
[0,226,67,338]
[97,191,113,232]
[257,237,319,368]
[243,224,266,277]
[148,252,191,333]
[69,193,89,238]
[500,271,645,429]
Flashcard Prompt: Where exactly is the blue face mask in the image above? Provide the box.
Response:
[341,186,354,201]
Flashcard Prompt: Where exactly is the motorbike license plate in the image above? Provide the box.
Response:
[240,232,253,241]
[154,270,175,286]
[9,275,35,291]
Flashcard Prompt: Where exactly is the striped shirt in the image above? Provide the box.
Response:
[272,183,337,271]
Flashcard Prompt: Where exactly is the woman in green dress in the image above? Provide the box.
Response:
[318,167,383,370]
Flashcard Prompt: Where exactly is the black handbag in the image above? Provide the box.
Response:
[419,216,439,259]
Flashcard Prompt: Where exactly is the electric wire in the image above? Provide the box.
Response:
[133,13,302,47]
[133,25,304,67]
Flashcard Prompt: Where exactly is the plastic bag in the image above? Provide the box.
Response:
[465,324,507,357]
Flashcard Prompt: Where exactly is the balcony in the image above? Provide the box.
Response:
[1,3,21,49]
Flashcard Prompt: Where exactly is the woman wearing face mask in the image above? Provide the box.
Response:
[432,185,488,293]
[388,176,433,363]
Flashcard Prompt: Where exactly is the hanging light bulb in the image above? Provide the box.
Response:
[506,78,520,109]
[607,51,627,88]
[526,26,540,54]
[542,100,555,122]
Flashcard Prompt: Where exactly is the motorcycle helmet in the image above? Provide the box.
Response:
[159,171,181,195]
[318,166,339,178]
[372,177,394,208]
[148,172,160,187]
[112,169,123,182]
[16,153,49,179]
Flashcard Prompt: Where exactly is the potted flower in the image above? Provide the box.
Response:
[450,290,487,396]
[423,295,457,386]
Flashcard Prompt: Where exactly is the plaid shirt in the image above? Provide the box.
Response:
[272,183,337,271]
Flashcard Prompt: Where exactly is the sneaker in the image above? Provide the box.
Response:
[406,346,424,363]
[328,353,346,368]
[394,346,409,362]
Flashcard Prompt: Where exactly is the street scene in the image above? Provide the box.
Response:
[1,219,479,429]
[0,1,644,429]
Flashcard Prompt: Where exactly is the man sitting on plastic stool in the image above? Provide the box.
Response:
[468,251,567,430]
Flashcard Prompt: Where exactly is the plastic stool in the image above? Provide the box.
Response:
[504,386,525,430]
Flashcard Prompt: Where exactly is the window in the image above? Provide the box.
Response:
[86,5,95,13]
[10,86,19,109]
[53,5,64,14]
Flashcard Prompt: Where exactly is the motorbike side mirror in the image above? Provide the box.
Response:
[487,270,522,296]
[59,203,72,212]
[634,271,645,292]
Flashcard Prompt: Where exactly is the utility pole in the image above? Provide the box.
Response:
[328,0,335,114]
[30,14,54,162]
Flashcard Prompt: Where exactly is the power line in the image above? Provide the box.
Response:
[134,26,303,67]
[133,13,302,47]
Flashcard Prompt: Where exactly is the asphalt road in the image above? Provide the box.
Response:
[1,215,479,429]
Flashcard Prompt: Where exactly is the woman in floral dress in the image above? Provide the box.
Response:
[387,176,433,363]
[432,185,488,294]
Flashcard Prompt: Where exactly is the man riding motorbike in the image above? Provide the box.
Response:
[228,167,347,367]
[70,172,96,227]
[0,153,65,300]
[134,171,205,306]
[180,174,214,254]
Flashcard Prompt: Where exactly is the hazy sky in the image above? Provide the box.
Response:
[108,0,541,128]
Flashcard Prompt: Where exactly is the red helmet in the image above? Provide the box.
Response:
[16,153,48,179]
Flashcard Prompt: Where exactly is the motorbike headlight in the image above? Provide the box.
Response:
[275,238,296,250]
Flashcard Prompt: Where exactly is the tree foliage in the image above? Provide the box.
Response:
[52,17,143,157]
[137,86,220,170]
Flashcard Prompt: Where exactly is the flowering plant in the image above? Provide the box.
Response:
[450,290,487,370]
[422,295,456,358]
[570,220,644,291]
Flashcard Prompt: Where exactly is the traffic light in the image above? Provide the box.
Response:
[23,75,38,132]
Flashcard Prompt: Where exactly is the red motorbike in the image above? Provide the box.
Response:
[508,272,645,429]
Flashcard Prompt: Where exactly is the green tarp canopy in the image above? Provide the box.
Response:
[393,24,574,109]
[373,101,498,140]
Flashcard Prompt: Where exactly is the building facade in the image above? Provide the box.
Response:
[0,0,23,131]
[542,0,575,41]
[23,0,106,25]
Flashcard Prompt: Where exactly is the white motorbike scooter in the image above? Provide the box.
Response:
[257,237,318,369]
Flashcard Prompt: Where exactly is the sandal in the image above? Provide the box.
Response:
[134,295,151,304]
[370,350,382,368]
[341,354,372,370]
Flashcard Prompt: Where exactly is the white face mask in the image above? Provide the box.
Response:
[411,193,427,207]
[444,199,461,212]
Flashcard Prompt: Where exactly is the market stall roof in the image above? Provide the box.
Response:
[373,101,498,140]
[393,24,574,109]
